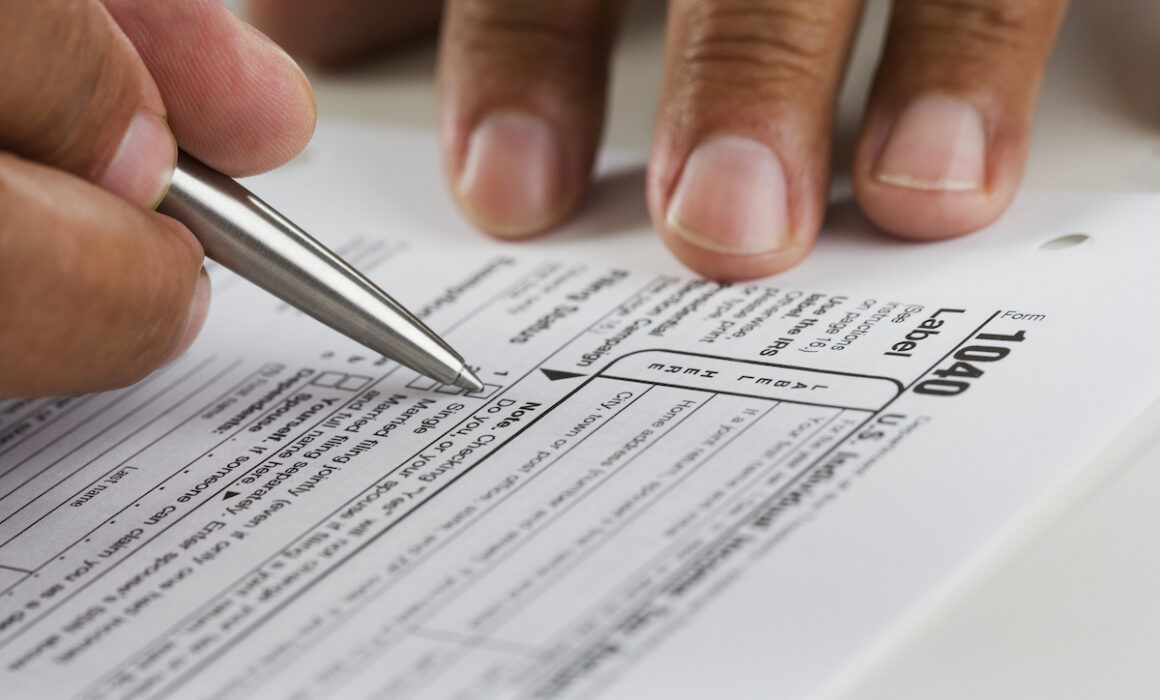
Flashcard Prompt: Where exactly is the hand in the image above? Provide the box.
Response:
[0,0,315,396]
[249,0,1065,280]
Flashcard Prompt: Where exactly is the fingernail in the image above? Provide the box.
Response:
[665,136,790,255]
[457,112,566,236]
[874,95,986,192]
[98,110,177,210]
[165,269,211,366]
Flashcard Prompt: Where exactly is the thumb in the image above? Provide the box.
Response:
[0,0,175,208]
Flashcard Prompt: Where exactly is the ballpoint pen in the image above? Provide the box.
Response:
[158,151,485,394]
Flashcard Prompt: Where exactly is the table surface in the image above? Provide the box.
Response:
[232,2,1160,697]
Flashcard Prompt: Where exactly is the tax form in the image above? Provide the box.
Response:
[2,124,1160,700]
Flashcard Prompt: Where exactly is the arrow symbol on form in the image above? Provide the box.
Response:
[540,369,585,382]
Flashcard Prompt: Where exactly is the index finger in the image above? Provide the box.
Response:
[104,0,318,176]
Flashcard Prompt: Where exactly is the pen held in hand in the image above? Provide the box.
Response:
[158,152,484,394]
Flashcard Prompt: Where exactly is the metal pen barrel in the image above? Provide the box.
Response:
[159,152,483,392]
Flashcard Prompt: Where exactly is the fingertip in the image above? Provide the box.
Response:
[198,14,318,175]
[853,179,1012,241]
[653,135,814,282]
[453,112,578,238]
[438,1,619,240]
[105,0,318,176]
[240,17,318,165]
[854,95,1019,240]
[850,0,1064,242]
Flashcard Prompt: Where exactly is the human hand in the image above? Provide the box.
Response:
[0,0,315,396]
[248,0,1065,280]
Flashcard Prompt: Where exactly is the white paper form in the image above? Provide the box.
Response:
[1,123,1159,700]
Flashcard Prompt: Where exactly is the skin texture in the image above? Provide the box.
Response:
[250,0,1066,282]
[0,0,316,397]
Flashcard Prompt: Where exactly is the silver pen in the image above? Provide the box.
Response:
[158,151,485,394]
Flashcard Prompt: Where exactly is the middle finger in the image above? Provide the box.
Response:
[649,0,863,280]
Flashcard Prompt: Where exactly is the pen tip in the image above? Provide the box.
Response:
[453,367,486,394]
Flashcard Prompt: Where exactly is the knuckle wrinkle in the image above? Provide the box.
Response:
[680,1,846,89]
[896,0,1041,52]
